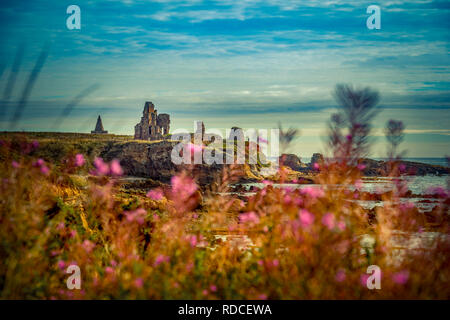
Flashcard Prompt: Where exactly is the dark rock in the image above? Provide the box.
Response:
[99,140,263,185]
[101,141,178,182]
[279,153,307,171]
[360,158,449,176]
[309,153,324,168]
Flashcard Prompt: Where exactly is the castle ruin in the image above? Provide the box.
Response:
[134,102,170,140]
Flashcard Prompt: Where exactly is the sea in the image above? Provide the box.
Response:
[273,157,448,167]
[251,158,449,206]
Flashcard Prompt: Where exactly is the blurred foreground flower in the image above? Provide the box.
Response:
[392,271,409,285]
[147,188,164,200]
[75,154,85,167]
[110,159,123,176]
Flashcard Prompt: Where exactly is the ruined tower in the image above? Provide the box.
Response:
[91,115,108,134]
[134,102,170,140]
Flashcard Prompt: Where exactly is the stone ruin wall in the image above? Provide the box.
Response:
[134,102,170,141]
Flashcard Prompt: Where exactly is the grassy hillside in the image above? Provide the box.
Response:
[0,132,157,165]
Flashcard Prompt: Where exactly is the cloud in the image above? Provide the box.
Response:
[345,54,450,69]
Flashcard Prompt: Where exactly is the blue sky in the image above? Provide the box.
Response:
[0,0,449,158]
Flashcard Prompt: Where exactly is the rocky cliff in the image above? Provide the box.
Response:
[279,154,308,171]
[100,141,179,182]
[100,140,264,184]
[278,153,449,176]
[359,158,449,176]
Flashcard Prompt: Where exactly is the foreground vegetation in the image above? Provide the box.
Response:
[0,85,448,299]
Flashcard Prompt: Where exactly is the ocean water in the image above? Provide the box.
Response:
[293,157,448,167]
[244,175,448,196]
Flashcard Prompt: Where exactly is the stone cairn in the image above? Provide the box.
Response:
[91,115,108,134]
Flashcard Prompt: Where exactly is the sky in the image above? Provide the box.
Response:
[0,0,449,159]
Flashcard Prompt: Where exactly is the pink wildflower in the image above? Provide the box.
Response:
[134,278,144,288]
[337,220,346,231]
[301,187,324,199]
[189,235,197,247]
[154,254,170,267]
[50,250,60,257]
[109,159,123,176]
[125,208,147,225]
[33,158,45,167]
[239,211,260,225]
[357,163,366,170]
[392,270,409,285]
[105,267,114,274]
[171,175,197,197]
[82,240,95,253]
[146,189,163,201]
[258,294,268,300]
[40,165,50,176]
[74,154,85,167]
[322,213,335,230]
[93,157,109,175]
[360,274,370,287]
[57,260,66,270]
[11,160,20,168]
[202,289,209,296]
[313,162,320,170]
[299,209,314,227]
[210,285,217,292]
[335,270,346,282]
